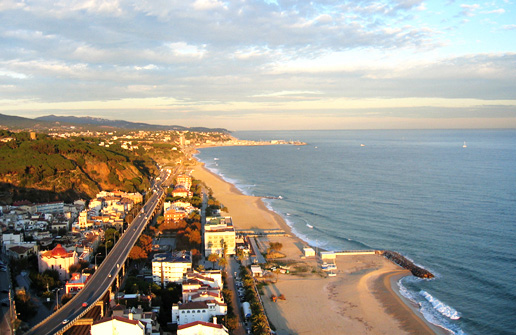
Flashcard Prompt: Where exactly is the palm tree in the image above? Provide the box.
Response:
[217,257,228,271]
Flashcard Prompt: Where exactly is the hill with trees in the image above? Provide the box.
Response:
[0,130,157,204]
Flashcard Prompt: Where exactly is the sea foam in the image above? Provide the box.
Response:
[420,291,461,320]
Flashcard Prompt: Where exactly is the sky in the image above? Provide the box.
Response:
[1,0,515,130]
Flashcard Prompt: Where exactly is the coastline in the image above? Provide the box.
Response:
[190,159,445,334]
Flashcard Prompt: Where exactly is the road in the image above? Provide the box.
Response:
[25,170,170,335]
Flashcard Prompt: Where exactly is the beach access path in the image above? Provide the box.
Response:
[191,162,446,335]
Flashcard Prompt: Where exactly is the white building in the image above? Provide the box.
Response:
[171,300,227,325]
[177,321,229,335]
[152,251,192,285]
[203,217,236,257]
[38,244,78,281]
[91,316,145,335]
[184,270,222,289]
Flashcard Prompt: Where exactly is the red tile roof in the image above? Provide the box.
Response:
[177,321,224,330]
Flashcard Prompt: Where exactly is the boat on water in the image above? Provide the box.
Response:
[463,141,467,148]
[306,224,314,229]
[214,157,219,160]
[360,144,365,147]
[278,195,283,199]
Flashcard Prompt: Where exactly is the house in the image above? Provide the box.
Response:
[6,244,36,259]
[65,273,91,294]
[91,316,145,335]
[250,265,263,277]
[172,186,192,198]
[171,300,227,325]
[177,320,229,335]
[164,208,188,224]
[184,270,223,289]
[303,247,315,257]
[111,305,160,335]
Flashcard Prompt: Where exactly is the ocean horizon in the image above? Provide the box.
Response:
[195,129,516,335]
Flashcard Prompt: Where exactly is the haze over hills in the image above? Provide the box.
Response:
[0,113,230,133]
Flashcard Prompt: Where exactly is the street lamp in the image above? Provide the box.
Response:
[94,253,102,270]
[52,288,60,310]
[105,234,117,256]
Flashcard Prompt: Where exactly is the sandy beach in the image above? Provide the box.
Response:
[191,162,446,335]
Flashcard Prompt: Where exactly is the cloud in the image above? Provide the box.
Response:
[0,0,515,129]
[460,4,480,17]
[192,0,227,11]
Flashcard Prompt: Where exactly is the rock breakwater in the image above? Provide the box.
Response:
[382,250,434,279]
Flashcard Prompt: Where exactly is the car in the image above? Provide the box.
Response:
[82,302,88,308]
[108,274,112,278]
[62,319,69,324]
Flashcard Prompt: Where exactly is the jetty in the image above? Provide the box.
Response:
[381,250,434,279]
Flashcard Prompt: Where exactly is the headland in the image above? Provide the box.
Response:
[191,160,447,335]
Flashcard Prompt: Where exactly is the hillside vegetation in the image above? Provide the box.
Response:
[0,130,158,204]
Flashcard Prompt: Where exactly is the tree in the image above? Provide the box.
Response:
[138,234,153,253]
[207,253,219,269]
[217,257,228,271]
[129,245,147,260]
[226,315,238,331]
[269,242,283,252]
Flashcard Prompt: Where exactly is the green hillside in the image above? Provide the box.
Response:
[0,130,158,205]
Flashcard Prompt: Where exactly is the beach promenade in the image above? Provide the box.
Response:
[191,162,446,335]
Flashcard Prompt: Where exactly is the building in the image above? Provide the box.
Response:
[203,217,236,257]
[171,300,227,325]
[38,244,79,281]
[250,265,263,277]
[35,201,64,214]
[164,208,188,224]
[184,270,223,289]
[303,247,316,257]
[111,305,160,335]
[1,233,23,244]
[177,320,229,335]
[6,244,37,259]
[172,186,192,198]
[152,251,192,285]
[176,175,192,190]
[91,316,145,335]
[65,273,91,294]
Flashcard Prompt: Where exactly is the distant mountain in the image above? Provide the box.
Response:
[0,113,229,133]
[0,113,55,129]
[35,115,229,133]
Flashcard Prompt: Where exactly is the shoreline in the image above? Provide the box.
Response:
[190,159,445,334]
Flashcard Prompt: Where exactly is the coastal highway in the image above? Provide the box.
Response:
[26,171,169,335]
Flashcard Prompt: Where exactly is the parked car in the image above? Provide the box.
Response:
[82,302,88,308]
[62,319,69,324]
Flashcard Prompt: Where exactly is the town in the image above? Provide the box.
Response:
[0,128,300,335]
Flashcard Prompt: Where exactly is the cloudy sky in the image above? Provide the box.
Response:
[1,0,515,130]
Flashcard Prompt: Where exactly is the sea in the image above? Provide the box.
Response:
[195,129,516,335]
